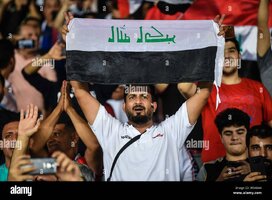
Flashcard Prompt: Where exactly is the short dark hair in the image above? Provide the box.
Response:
[225,38,240,53]
[214,108,250,134]
[123,84,156,102]
[246,124,272,147]
[0,113,20,139]
[22,16,41,26]
[0,39,14,70]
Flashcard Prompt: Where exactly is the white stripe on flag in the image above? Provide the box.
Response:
[67,19,220,52]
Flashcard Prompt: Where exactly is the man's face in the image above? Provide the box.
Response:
[221,125,247,156]
[1,121,19,159]
[124,91,155,125]
[20,25,39,51]
[249,136,272,160]
[46,124,74,154]
[223,41,240,76]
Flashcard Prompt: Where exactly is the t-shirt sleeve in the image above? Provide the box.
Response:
[160,102,195,149]
[261,84,272,122]
[257,48,272,96]
[89,104,123,149]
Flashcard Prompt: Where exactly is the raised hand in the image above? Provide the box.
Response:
[213,14,226,37]
[62,80,72,112]
[47,42,66,60]
[61,12,74,42]
[18,104,41,138]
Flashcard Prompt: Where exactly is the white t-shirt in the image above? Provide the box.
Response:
[90,102,195,181]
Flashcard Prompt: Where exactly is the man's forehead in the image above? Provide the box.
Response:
[3,121,19,130]
[251,136,272,145]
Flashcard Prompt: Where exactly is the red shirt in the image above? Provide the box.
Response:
[202,78,272,162]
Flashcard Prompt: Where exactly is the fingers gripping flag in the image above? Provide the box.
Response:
[66,18,224,85]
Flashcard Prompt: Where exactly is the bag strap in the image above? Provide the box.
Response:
[107,134,141,181]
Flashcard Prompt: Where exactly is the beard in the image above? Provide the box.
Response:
[126,105,153,124]
[223,66,237,76]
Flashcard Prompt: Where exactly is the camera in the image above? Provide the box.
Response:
[15,39,35,49]
[22,158,57,175]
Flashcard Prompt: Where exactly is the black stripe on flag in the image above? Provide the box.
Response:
[66,46,217,84]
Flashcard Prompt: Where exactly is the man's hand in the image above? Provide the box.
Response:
[244,172,267,182]
[47,42,66,60]
[61,12,74,42]
[62,80,72,112]
[213,14,226,37]
[52,151,84,181]
[18,104,41,138]
[216,166,243,181]
[8,155,35,181]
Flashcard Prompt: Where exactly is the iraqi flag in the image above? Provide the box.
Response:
[182,0,272,61]
[66,18,224,85]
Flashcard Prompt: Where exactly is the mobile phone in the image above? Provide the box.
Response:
[16,39,35,49]
[249,156,267,176]
[27,158,57,175]
[223,25,235,39]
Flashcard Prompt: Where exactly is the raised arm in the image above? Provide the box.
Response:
[61,12,100,125]
[30,95,63,156]
[23,42,65,75]
[9,104,41,181]
[182,82,212,125]
[177,83,197,99]
[70,81,100,125]
[11,104,41,160]
[257,0,270,57]
[63,81,103,174]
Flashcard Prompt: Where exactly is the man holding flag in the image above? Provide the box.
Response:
[62,12,225,181]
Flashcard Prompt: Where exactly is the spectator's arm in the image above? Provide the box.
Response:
[22,70,55,97]
[257,0,270,57]
[11,104,41,161]
[154,84,169,94]
[177,83,197,99]
[70,80,100,125]
[23,42,65,75]
[184,82,212,125]
[63,81,103,174]
[31,94,63,156]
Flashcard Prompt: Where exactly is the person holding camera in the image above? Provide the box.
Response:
[7,104,84,181]
[197,108,251,181]
[30,81,102,181]
[243,124,272,182]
